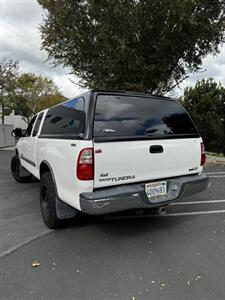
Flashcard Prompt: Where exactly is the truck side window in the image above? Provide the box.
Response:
[41,98,85,136]
[33,112,44,137]
[25,116,37,137]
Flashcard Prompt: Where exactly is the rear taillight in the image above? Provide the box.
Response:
[201,143,206,166]
[77,148,94,180]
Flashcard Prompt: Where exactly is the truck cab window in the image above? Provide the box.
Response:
[33,113,44,137]
[25,116,37,137]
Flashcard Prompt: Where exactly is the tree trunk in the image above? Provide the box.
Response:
[1,104,4,125]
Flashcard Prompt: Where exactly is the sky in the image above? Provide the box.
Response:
[0,0,225,99]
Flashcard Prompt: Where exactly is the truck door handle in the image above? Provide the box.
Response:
[149,145,163,153]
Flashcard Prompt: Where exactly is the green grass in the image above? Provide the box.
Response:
[206,151,225,158]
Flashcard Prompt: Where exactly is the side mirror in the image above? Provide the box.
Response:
[11,128,24,138]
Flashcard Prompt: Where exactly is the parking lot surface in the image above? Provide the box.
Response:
[0,150,225,300]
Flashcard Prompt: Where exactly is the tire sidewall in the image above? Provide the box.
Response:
[11,155,33,183]
[40,172,60,229]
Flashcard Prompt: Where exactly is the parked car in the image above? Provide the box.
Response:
[11,90,209,228]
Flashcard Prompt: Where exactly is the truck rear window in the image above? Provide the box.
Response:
[94,95,199,140]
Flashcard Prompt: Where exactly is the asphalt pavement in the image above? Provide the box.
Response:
[0,150,225,300]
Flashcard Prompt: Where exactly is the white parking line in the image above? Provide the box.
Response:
[203,172,225,178]
[208,175,225,178]
[171,199,225,205]
[0,179,12,183]
[157,210,225,217]
[205,172,225,175]
[107,209,225,220]
[0,230,53,259]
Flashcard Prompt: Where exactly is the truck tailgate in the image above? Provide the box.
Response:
[94,138,202,188]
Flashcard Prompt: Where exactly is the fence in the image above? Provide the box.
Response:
[0,125,15,148]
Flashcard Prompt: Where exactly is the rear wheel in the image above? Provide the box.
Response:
[40,171,79,229]
[11,155,33,183]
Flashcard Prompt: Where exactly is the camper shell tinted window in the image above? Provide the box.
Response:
[94,95,199,141]
[41,98,85,136]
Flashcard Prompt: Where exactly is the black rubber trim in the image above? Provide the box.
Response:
[90,90,175,101]
[20,155,36,167]
[39,134,83,140]
[94,134,200,143]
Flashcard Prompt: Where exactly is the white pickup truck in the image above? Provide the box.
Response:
[11,91,208,228]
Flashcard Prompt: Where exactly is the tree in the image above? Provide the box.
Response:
[37,93,67,112]
[181,78,225,153]
[38,0,225,94]
[0,58,19,124]
[14,73,66,123]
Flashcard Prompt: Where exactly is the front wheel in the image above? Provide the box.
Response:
[40,172,80,229]
[11,155,33,183]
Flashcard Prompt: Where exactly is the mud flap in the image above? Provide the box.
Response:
[19,165,32,177]
[56,197,78,220]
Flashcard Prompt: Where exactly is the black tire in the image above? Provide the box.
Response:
[40,172,79,229]
[11,155,33,183]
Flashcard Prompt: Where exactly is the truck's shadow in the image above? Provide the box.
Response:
[76,211,192,240]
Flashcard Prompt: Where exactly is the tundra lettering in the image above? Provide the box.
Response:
[99,175,136,182]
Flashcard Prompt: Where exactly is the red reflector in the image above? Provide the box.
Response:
[201,143,206,166]
[77,148,94,180]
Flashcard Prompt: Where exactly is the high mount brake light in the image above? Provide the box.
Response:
[77,148,94,180]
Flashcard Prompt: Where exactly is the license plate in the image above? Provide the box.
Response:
[145,181,167,199]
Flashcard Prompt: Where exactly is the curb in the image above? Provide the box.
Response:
[0,145,15,151]
[206,155,225,165]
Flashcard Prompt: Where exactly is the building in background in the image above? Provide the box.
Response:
[0,110,27,129]
[0,110,27,148]
[0,124,15,148]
